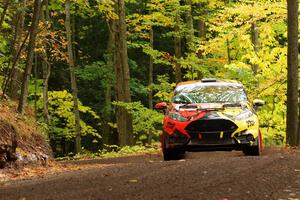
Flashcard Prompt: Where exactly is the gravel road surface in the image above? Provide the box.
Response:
[0,148,300,200]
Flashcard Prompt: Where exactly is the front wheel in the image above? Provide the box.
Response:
[243,131,262,156]
[162,140,185,160]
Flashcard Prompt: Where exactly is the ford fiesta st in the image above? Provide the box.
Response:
[155,78,265,160]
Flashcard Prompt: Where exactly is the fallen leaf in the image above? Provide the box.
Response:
[220,197,229,200]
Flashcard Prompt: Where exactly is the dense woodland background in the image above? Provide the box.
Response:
[0,0,299,157]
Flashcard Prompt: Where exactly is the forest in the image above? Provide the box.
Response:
[0,0,299,157]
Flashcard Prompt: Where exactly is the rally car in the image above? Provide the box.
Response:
[155,78,265,160]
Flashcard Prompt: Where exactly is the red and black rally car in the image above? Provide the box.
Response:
[155,79,265,160]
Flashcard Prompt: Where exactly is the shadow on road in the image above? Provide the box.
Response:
[61,147,280,166]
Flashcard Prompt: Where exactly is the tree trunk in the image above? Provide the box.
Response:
[2,32,29,99]
[197,16,206,40]
[102,20,115,145]
[72,14,77,65]
[9,69,22,100]
[196,3,206,80]
[44,0,50,20]
[251,22,259,75]
[12,0,26,65]
[148,27,154,110]
[224,0,231,65]
[17,0,42,114]
[102,84,112,145]
[174,15,182,83]
[65,0,81,153]
[287,0,299,147]
[148,27,154,145]
[185,0,194,52]
[34,53,38,117]
[114,0,134,147]
[1,0,26,100]
[185,0,195,79]
[41,0,51,125]
[42,57,51,124]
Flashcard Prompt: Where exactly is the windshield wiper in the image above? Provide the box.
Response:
[222,102,242,107]
[179,103,197,109]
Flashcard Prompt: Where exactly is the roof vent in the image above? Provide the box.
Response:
[201,78,217,83]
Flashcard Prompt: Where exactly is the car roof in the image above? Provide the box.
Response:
[175,79,244,92]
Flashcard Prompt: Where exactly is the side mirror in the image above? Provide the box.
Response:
[155,102,168,110]
[253,99,265,107]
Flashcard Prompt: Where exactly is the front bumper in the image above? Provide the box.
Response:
[163,111,260,151]
[163,132,258,151]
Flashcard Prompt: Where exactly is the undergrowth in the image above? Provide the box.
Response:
[55,143,160,161]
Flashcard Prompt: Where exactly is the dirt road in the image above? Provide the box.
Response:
[0,148,300,200]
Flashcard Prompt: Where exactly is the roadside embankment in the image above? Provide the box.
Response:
[0,101,52,169]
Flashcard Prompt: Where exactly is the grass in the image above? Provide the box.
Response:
[55,143,161,161]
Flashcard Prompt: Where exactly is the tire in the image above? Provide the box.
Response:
[162,140,185,160]
[243,131,262,156]
[163,148,175,161]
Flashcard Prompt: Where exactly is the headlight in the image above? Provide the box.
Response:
[233,110,253,121]
[168,112,189,122]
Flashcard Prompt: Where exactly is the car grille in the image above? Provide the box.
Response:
[169,129,189,144]
[185,119,238,140]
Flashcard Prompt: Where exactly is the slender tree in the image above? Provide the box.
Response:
[65,0,81,153]
[2,32,29,100]
[102,19,115,145]
[197,3,206,40]
[148,26,154,144]
[251,21,259,75]
[41,0,51,125]
[42,56,51,124]
[224,0,231,65]
[148,27,154,110]
[185,0,195,79]
[114,0,134,146]
[18,0,42,113]
[34,53,38,116]
[174,14,182,83]
[185,0,194,52]
[287,0,299,147]
[5,0,26,100]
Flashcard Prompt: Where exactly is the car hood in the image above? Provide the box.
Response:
[172,103,250,119]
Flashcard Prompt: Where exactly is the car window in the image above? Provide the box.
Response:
[173,86,247,103]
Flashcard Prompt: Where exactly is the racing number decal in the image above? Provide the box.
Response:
[246,120,255,128]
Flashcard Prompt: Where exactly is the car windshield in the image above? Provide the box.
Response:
[173,85,248,104]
